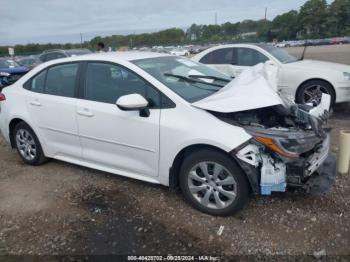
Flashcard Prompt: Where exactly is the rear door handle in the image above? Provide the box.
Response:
[77,109,94,117]
[29,100,42,107]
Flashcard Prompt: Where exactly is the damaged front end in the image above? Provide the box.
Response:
[192,64,336,196]
[216,96,336,196]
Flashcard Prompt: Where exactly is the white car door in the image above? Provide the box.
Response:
[76,62,161,177]
[25,63,82,159]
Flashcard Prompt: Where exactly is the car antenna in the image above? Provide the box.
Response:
[300,41,308,61]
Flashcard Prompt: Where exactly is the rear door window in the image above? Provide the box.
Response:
[199,48,233,64]
[45,63,79,97]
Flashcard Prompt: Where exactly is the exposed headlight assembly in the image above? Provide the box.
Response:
[344,72,350,81]
[245,126,323,159]
[254,135,299,158]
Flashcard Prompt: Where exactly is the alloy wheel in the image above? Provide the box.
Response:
[301,84,329,106]
[187,161,237,210]
[16,129,37,161]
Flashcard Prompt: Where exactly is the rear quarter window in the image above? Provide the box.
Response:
[23,70,46,93]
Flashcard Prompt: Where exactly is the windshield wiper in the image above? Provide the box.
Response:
[188,74,232,83]
[164,73,225,88]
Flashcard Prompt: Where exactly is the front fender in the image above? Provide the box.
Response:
[157,105,252,186]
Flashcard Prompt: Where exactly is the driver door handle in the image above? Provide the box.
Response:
[77,109,94,117]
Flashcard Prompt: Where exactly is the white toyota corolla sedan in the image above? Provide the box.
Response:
[192,44,350,106]
[0,52,336,216]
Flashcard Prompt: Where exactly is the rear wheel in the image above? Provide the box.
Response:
[179,149,249,216]
[13,122,47,165]
[296,80,335,106]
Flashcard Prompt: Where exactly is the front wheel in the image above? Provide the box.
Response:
[296,80,335,107]
[179,149,249,216]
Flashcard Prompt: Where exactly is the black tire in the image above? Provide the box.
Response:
[13,122,47,166]
[179,149,249,216]
[296,80,335,107]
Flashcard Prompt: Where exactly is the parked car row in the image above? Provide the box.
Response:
[274,37,350,48]
[15,55,41,69]
[0,49,92,89]
[38,48,92,62]
[0,58,30,90]
[135,45,211,56]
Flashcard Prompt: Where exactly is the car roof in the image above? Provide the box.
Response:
[42,51,170,64]
[28,51,172,73]
[89,51,170,61]
[191,43,274,60]
[208,43,273,48]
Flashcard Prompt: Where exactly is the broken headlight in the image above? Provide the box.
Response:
[245,126,323,159]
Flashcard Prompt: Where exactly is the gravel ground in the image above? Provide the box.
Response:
[0,46,350,259]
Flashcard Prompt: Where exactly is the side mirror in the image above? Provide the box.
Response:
[116,94,150,117]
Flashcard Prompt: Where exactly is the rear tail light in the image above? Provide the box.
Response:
[0,93,5,101]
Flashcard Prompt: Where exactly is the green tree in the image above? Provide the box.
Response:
[272,10,299,40]
[328,0,350,36]
[298,0,328,38]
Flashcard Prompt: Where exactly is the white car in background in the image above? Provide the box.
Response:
[192,44,350,106]
[170,48,190,56]
[0,52,335,216]
[275,41,290,48]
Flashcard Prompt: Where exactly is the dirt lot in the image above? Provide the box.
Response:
[0,47,350,259]
[284,44,350,65]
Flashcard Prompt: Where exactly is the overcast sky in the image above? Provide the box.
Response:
[0,0,332,45]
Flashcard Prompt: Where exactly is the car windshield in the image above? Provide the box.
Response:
[259,45,298,64]
[132,56,231,102]
[0,59,15,68]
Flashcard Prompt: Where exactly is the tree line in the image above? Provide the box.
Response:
[187,0,349,42]
[0,0,349,56]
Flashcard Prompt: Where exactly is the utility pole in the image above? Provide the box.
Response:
[264,7,267,21]
[80,33,83,48]
[215,12,218,25]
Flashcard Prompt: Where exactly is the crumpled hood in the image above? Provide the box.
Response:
[285,59,350,72]
[192,63,285,113]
